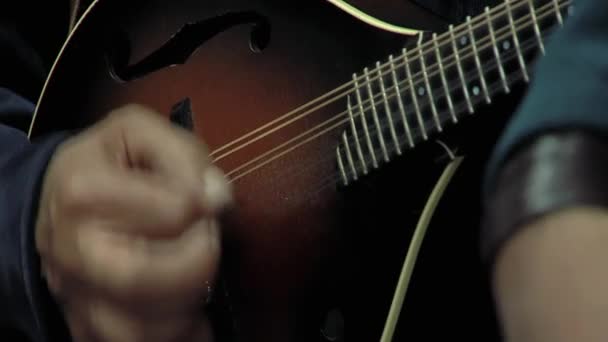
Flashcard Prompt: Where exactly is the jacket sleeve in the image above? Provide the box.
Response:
[482,0,608,262]
[0,88,72,341]
[484,0,608,190]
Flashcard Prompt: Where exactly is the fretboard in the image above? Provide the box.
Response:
[336,0,571,186]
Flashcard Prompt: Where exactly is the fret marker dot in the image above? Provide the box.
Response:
[502,40,511,51]
[472,86,480,96]
[418,87,426,96]
[460,36,468,46]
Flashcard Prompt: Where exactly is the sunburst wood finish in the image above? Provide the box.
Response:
[32,0,579,340]
[31,1,448,341]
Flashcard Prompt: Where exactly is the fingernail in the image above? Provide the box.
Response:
[202,166,232,213]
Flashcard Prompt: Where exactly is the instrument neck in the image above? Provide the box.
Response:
[337,0,570,185]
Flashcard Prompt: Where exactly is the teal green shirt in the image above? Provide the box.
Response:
[484,0,608,196]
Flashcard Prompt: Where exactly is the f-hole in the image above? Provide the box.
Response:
[106,11,271,82]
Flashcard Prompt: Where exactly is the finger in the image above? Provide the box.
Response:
[88,167,207,237]
[67,294,212,342]
[43,165,214,293]
[47,125,218,238]
[105,104,232,214]
[77,219,221,305]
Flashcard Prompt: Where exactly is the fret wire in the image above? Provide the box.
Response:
[366,0,561,120]
[449,24,474,114]
[363,75,520,174]
[467,15,492,104]
[390,0,562,115]
[336,145,349,185]
[344,0,542,118]
[347,94,369,174]
[376,0,569,109]
[341,1,568,162]
[222,0,521,161]
[227,0,561,166]
[528,0,546,54]
[553,0,564,25]
[393,34,539,153]
[432,33,457,123]
[342,132,359,180]
[418,36,442,131]
[379,0,555,95]
[363,67,390,162]
[369,70,529,172]
[377,61,403,155]
[379,1,564,130]
[342,1,564,154]
[441,33,542,121]
[485,6,510,93]
[454,38,530,115]
[231,2,570,184]
[389,55,415,148]
[403,48,428,140]
[428,7,562,117]
[353,74,379,169]
[343,31,554,175]
[439,38,536,134]
[506,0,530,82]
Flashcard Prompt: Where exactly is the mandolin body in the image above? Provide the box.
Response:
[31,1,517,341]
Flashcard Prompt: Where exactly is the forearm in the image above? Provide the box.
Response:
[481,0,608,339]
[483,0,608,195]
[482,0,608,269]
[494,207,608,342]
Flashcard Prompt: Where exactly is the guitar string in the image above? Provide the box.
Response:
[227,2,564,183]
[209,0,537,159]
[217,1,568,187]
[257,37,540,199]
[312,57,533,201]
[225,2,568,182]
[229,31,546,196]
[297,70,533,214]
[209,0,563,161]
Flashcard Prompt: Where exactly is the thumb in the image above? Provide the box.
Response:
[104,105,232,214]
[79,165,208,237]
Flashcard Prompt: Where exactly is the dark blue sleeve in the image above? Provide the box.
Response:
[483,0,608,196]
[0,88,71,341]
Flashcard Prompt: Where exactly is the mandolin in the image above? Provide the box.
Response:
[30,0,571,341]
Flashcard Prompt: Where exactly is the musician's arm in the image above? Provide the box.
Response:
[482,0,608,340]
[0,88,71,341]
